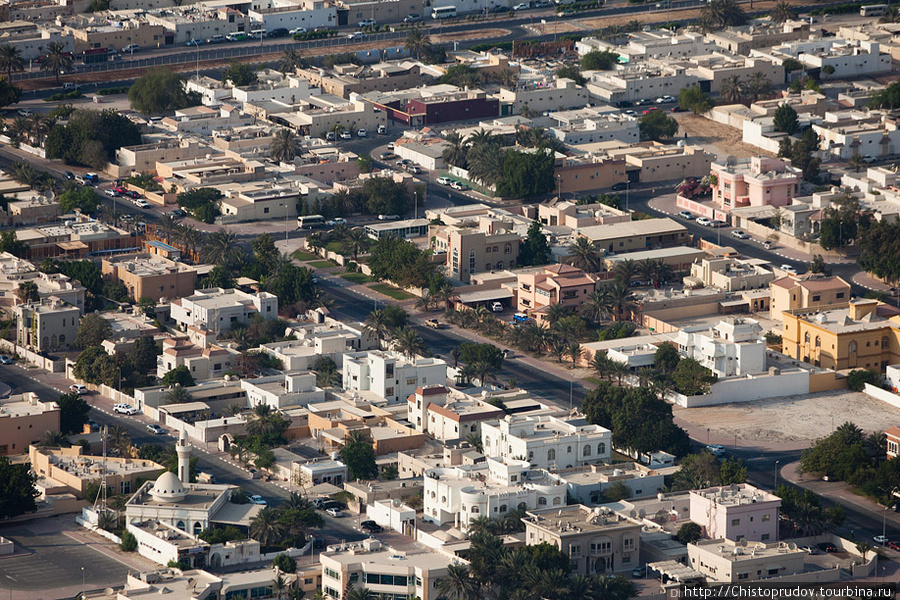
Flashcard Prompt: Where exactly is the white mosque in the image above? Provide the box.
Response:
[124,430,264,568]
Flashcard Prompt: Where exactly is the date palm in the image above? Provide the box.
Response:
[364,308,391,344]
[40,430,67,447]
[270,128,300,163]
[156,214,179,244]
[25,113,50,146]
[746,71,771,102]
[720,75,744,104]
[613,258,637,284]
[344,588,374,600]
[249,506,286,546]
[437,563,477,600]
[770,0,796,23]
[496,68,518,89]
[201,228,237,265]
[278,48,306,74]
[700,0,746,29]
[581,289,612,323]
[567,236,601,272]
[0,45,24,80]
[345,228,370,261]
[403,29,432,61]
[607,281,637,321]
[441,131,469,169]
[43,42,73,85]
[392,326,427,358]
[178,224,203,262]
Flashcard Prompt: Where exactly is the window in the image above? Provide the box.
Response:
[567,446,572,453]
[837,292,845,299]
[528,451,534,460]
[583,445,592,457]
[264,207,270,214]
[815,337,820,348]
[120,481,132,494]
[505,244,511,254]
[849,341,857,354]
[385,387,394,397]
[597,442,605,455]
[812,294,821,302]
[761,534,770,541]
[325,568,340,580]
[761,514,771,522]
[538,497,548,506]
[570,545,582,558]
[623,538,635,551]
[731,518,740,526]
[548,449,556,461]
[804,332,810,344]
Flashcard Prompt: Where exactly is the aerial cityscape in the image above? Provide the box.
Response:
[0,0,899,598]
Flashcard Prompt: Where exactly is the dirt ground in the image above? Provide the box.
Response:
[431,28,512,43]
[676,112,775,159]
[673,390,900,447]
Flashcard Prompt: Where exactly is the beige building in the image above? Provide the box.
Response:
[524,505,642,575]
[537,200,630,229]
[102,253,197,302]
[0,392,59,455]
[69,22,167,53]
[622,144,715,183]
[218,182,304,224]
[433,220,523,283]
[516,264,597,321]
[705,19,811,55]
[687,256,775,292]
[15,298,80,352]
[111,139,209,179]
[296,62,434,99]
[29,444,164,499]
[687,538,805,583]
[157,338,239,381]
[578,218,688,255]
[8,197,61,226]
[687,55,784,95]
[0,252,86,313]
[769,275,851,319]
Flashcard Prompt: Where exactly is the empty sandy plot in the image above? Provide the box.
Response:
[676,113,774,159]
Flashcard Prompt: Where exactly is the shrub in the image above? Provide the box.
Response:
[120,530,137,551]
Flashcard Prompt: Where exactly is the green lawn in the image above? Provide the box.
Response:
[308,260,336,269]
[341,272,375,284]
[292,250,320,261]
[370,283,415,300]
[583,376,603,386]
[324,241,346,254]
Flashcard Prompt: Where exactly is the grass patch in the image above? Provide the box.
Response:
[324,241,346,254]
[370,283,415,300]
[583,376,602,386]
[292,250,319,261]
[308,260,336,269]
[341,272,375,284]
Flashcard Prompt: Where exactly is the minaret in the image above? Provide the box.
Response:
[176,429,192,484]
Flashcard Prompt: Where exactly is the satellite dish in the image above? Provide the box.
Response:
[788,543,797,551]
[630,509,637,518]
[740,539,748,547]
[638,508,646,518]
[725,155,738,167]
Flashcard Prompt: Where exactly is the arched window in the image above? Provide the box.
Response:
[177,521,186,531]
[518,502,527,510]
[548,449,556,461]
[597,443,606,455]
[538,497,548,506]
[496,261,503,269]
[499,505,507,513]
[583,445,592,457]
[471,506,480,514]
[504,243,511,254]
[552,497,561,505]
[804,332,810,344]
[815,336,821,347]
[528,451,534,460]
[567,446,572,453]
[59,334,66,345]
[849,341,857,354]
[193,522,202,536]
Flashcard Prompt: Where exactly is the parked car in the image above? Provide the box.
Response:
[340,131,352,140]
[122,44,139,53]
[656,95,676,103]
[558,10,576,17]
[437,176,452,185]
[313,537,327,549]
[171,208,187,218]
[491,301,504,312]
[874,535,889,545]
[512,313,530,323]
[378,214,400,220]
[70,384,88,395]
[387,142,395,151]
[327,217,347,226]
[207,35,227,43]
[731,229,749,239]
[114,403,138,415]
[705,444,725,456]
[64,171,75,180]
[347,31,366,40]
[696,217,712,226]
[147,423,165,435]
[632,566,646,578]
[781,264,798,275]
[406,165,422,174]
[450,181,470,190]
[326,507,343,517]
[396,158,412,166]
[17,108,32,117]
[104,188,118,197]
[763,240,773,250]
[816,543,837,553]
[113,186,127,195]
[513,3,530,10]
[0,355,12,365]
[133,199,151,209]
[425,319,444,329]
[357,128,367,138]
[361,520,382,533]
[289,27,307,35]
[358,18,376,27]
[321,500,342,511]
[711,220,726,228]
[267,28,289,38]
[377,125,387,134]
[888,541,900,551]
[611,182,628,191]
[678,210,694,219]
[312,498,326,508]
[185,39,204,46]
[403,13,421,22]
[248,495,268,505]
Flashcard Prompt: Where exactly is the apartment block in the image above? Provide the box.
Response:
[342,350,447,402]
[296,62,434,99]
[689,484,780,542]
[102,253,197,303]
[157,338,239,382]
[769,275,851,318]
[711,156,801,210]
[687,256,775,292]
[516,264,597,321]
[241,372,326,410]
[674,318,766,378]
[15,298,80,352]
[0,252,85,312]
[407,385,505,442]
[434,220,522,283]
[586,64,697,106]
[0,393,59,455]
[170,288,278,336]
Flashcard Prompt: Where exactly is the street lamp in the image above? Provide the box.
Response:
[706,428,710,443]
[774,460,780,491]
[279,203,289,242]
[81,566,85,598]
[882,505,888,548]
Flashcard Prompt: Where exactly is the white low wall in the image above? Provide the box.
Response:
[669,370,809,407]
[863,383,900,409]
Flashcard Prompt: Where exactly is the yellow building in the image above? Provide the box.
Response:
[781,298,900,371]
[769,275,851,319]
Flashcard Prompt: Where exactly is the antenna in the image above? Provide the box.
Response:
[93,425,109,515]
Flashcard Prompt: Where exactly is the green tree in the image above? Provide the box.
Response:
[858,220,900,285]
[494,149,556,199]
[16,281,39,304]
[555,65,586,86]
[847,369,880,392]
[699,0,746,30]
[603,482,631,502]
[0,76,22,110]
[0,230,25,258]
[120,530,137,551]
[0,45,25,81]
[250,506,286,546]
[45,109,141,168]
[363,177,411,216]
[773,103,799,134]
[73,346,119,386]
[677,522,702,543]
[404,29,433,61]
[639,109,678,141]
[57,391,90,435]
[42,42,72,85]
[356,154,374,173]
[59,187,101,215]
[129,68,200,114]
[0,457,38,519]
[273,553,297,573]
[672,358,717,395]
[161,365,195,387]
[270,129,300,163]
[339,435,378,480]
[223,61,258,87]
[518,221,551,267]
[75,313,113,348]
[653,342,681,373]
[581,49,619,71]
[678,85,713,115]
[869,80,900,110]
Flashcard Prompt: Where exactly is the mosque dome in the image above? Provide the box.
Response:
[150,471,186,503]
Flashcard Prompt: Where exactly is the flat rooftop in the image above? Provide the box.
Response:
[526,504,641,534]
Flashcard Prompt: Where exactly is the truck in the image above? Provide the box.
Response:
[425,319,444,329]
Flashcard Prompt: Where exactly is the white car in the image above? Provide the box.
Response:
[340,131,352,140]
[248,495,268,505]
[70,384,88,395]
[437,176,452,185]
[113,403,138,415]
[731,230,749,239]
[358,18,376,27]
[289,27,307,35]
[326,507,343,517]
[706,444,725,456]
[696,217,712,226]
[781,264,798,275]
[387,142,395,151]
[357,128,367,138]
[147,423,165,435]
[513,2,530,9]
[347,32,366,41]
[104,189,119,197]
[133,199,151,209]
[656,95,676,103]
[874,535,889,545]
[678,210,694,219]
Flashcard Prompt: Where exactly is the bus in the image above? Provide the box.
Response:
[432,6,457,19]
[861,4,888,16]
[297,214,326,229]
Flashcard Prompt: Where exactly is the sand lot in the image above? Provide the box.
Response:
[673,390,899,449]
[676,113,775,160]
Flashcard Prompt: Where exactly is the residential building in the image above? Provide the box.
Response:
[687,538,805,583]
[497,77,589,115]
[241,372,326,410]
[69,22,167,53]
[248,1,336,32]
[158,105,254,136]
[885,425,900,459]
[366,87,500,127]
[549,462,666,504]
[524,505,642,575]
[687,256,775,292]
[686,54,784,95]
[586,63,698,106]
[102,568,300,600]
[516,264,598,321]
[229,69,320,108]
[0,252,86,312]
[343,350,447,402]
[433,219,523,283]
[537,200,630,229]
[0,21,73,60]
[8,197,61,227]
[780,298,900,371]
[393,137,448,171]
[145,7,251,45]
[15,298,80,352]
[216,181,302,224]
[769,275,851,318]
[481,414,612,471]
[554,155,629,192]
[674,318,765,378]
[296,62,434,99]
[711,156,802,210]
[604,247,708,279]
[29,445,164,499]
[756,39,891,79]
[260,328,375,372]
[320,538,456,600]
[17,219,142,260]
[618,144,715,184]
[157,338,238,382]
[690,484,780,542]
[576,30,714,62]
[102,253,197,302]
[279,95,387,138]
[812,111,900,160]
[170,288,278,336]
[0,392,59,456]
[423,457,567,531]
[111,138,209,179]
[705,19,811,55]
[295,458,347,487]
[577,218,689,254]
[540,107,639,145]
[407,385,505,442]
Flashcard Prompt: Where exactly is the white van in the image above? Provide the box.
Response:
[250,29,267,38]
[491,302,504,312]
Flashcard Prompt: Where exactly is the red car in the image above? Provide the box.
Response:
[113,186,127,195]
[642,108,659,115]
[887,541,900,551]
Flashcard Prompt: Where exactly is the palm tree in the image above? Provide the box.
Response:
[464,432,483,452]
[201,228,237,265]
[567,237,601,272]
[581,289,612,323]
[0,45,24,80]
[40,430,68,447]
[278,48,306,73]
[700,0,746,29]
[16,281,39,304]
[835,421,864,445]
[522,320,550,353]
[365,309,391,344]
[849,151,867,173]
[156,214,179,244]
[272,573,289,600]
[97,509,119,531]
[496,68,518,89]
[546,303,572,325]
[250,506,286,546]
[719,75,745,104]
[415,289,435,312]
[404,29,432,60]
[165,385,192,405]
[638,258,657,285]
[107,425,131,457]
[866,431,887,459]
[437,563,477,600]
[442,131,469,169]
[26,113,50,146]
[770,0,796,23]
[746,71,771,102]
[270,128,300,163]
[433,282,456,311]
[467,141,505,187]
[246,404,288,437]
[392,326,427,358]
[344,588,374,600]
[881,5,900,22]
[593,574,637,600]
[345,228,370,261]
[613,259,637,284]
[566,341,582,366]
[43,42,73,85]
[178,224,203,262]
[607,281,637,321]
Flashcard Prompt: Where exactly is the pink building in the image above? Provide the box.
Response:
[515,264,597,323]
[711,156,801,211]
[689,484,780,543]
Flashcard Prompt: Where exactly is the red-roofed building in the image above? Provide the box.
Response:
[407,385,505,442]
[769,275,851,319]
[516,264,597,322]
